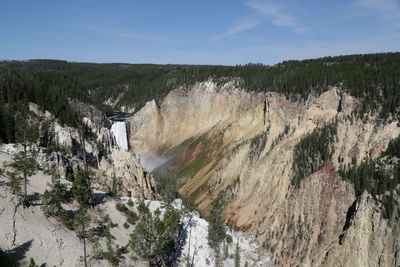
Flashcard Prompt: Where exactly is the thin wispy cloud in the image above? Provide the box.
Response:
[227,16,263,35]
[83,27,140,39]
[357,0,400,14]
[246,1,296,28]
[225,0,304,36]
[357,0,400,29]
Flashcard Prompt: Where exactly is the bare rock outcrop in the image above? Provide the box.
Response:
[97,148,156,199]
[28,102,156,200]
[68,98,112,129]
[318,191,400,266]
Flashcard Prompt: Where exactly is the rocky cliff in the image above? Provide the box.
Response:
[27,102,156,200]
[127,79,400,266]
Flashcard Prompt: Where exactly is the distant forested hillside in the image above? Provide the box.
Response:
[1,52,399,143]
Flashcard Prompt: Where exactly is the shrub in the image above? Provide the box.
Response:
[157,176,178,204]
[126,210,138,225]
[115,203,128,213]
[59,209,74,230]
[102,245,119,266]
[127,199,134,207]
[383,135,400,158]
[28,258,39,267]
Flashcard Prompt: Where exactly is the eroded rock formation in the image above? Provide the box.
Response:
[27,102,156,200]
[127,79,400,266]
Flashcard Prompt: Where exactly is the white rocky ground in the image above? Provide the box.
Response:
[173,202,272,267]
[0,150,126,267]
[0,149,271,266]
[0,152,74,266]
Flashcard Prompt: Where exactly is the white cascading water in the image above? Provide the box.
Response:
[110,121,128,150]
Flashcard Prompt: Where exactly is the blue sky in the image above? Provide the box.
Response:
[1,0,399,65]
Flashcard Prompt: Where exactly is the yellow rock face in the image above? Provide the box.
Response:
[127,79,400,266]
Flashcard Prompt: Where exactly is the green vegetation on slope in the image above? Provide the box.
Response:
[176,155,208,179]
[1,52,399,144]
[339,135,400,219]
[292,123,399,219]
[292,122,337,187]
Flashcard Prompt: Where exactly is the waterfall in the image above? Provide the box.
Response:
[110,121,128,150]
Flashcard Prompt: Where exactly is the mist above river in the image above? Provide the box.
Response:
[139,153,170,172]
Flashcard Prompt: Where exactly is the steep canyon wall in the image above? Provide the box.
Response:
[126,79,400,266]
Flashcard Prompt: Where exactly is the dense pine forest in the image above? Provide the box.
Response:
[1,52,399,144]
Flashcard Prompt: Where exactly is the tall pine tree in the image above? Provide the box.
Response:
[6,109,39,206]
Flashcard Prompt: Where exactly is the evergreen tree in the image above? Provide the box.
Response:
[39,118,56,150]
[0,248,16,267]
[5,148,38,206]
[77,123,93,205]
[109,175,122,198]
[28,258,39,267]
[5,110,40,206]
[41,170,64,217]
[1,52,400,132]
[129,200,181,266]
[94,214,120,266]
[206,194,227,267]
[6,169,22,195]
[157,176,178,204]
[207,194,227,251]
[72,169,92,207]
[292,122,336,186]
[74,207,91,267]
[234,242,241,267]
